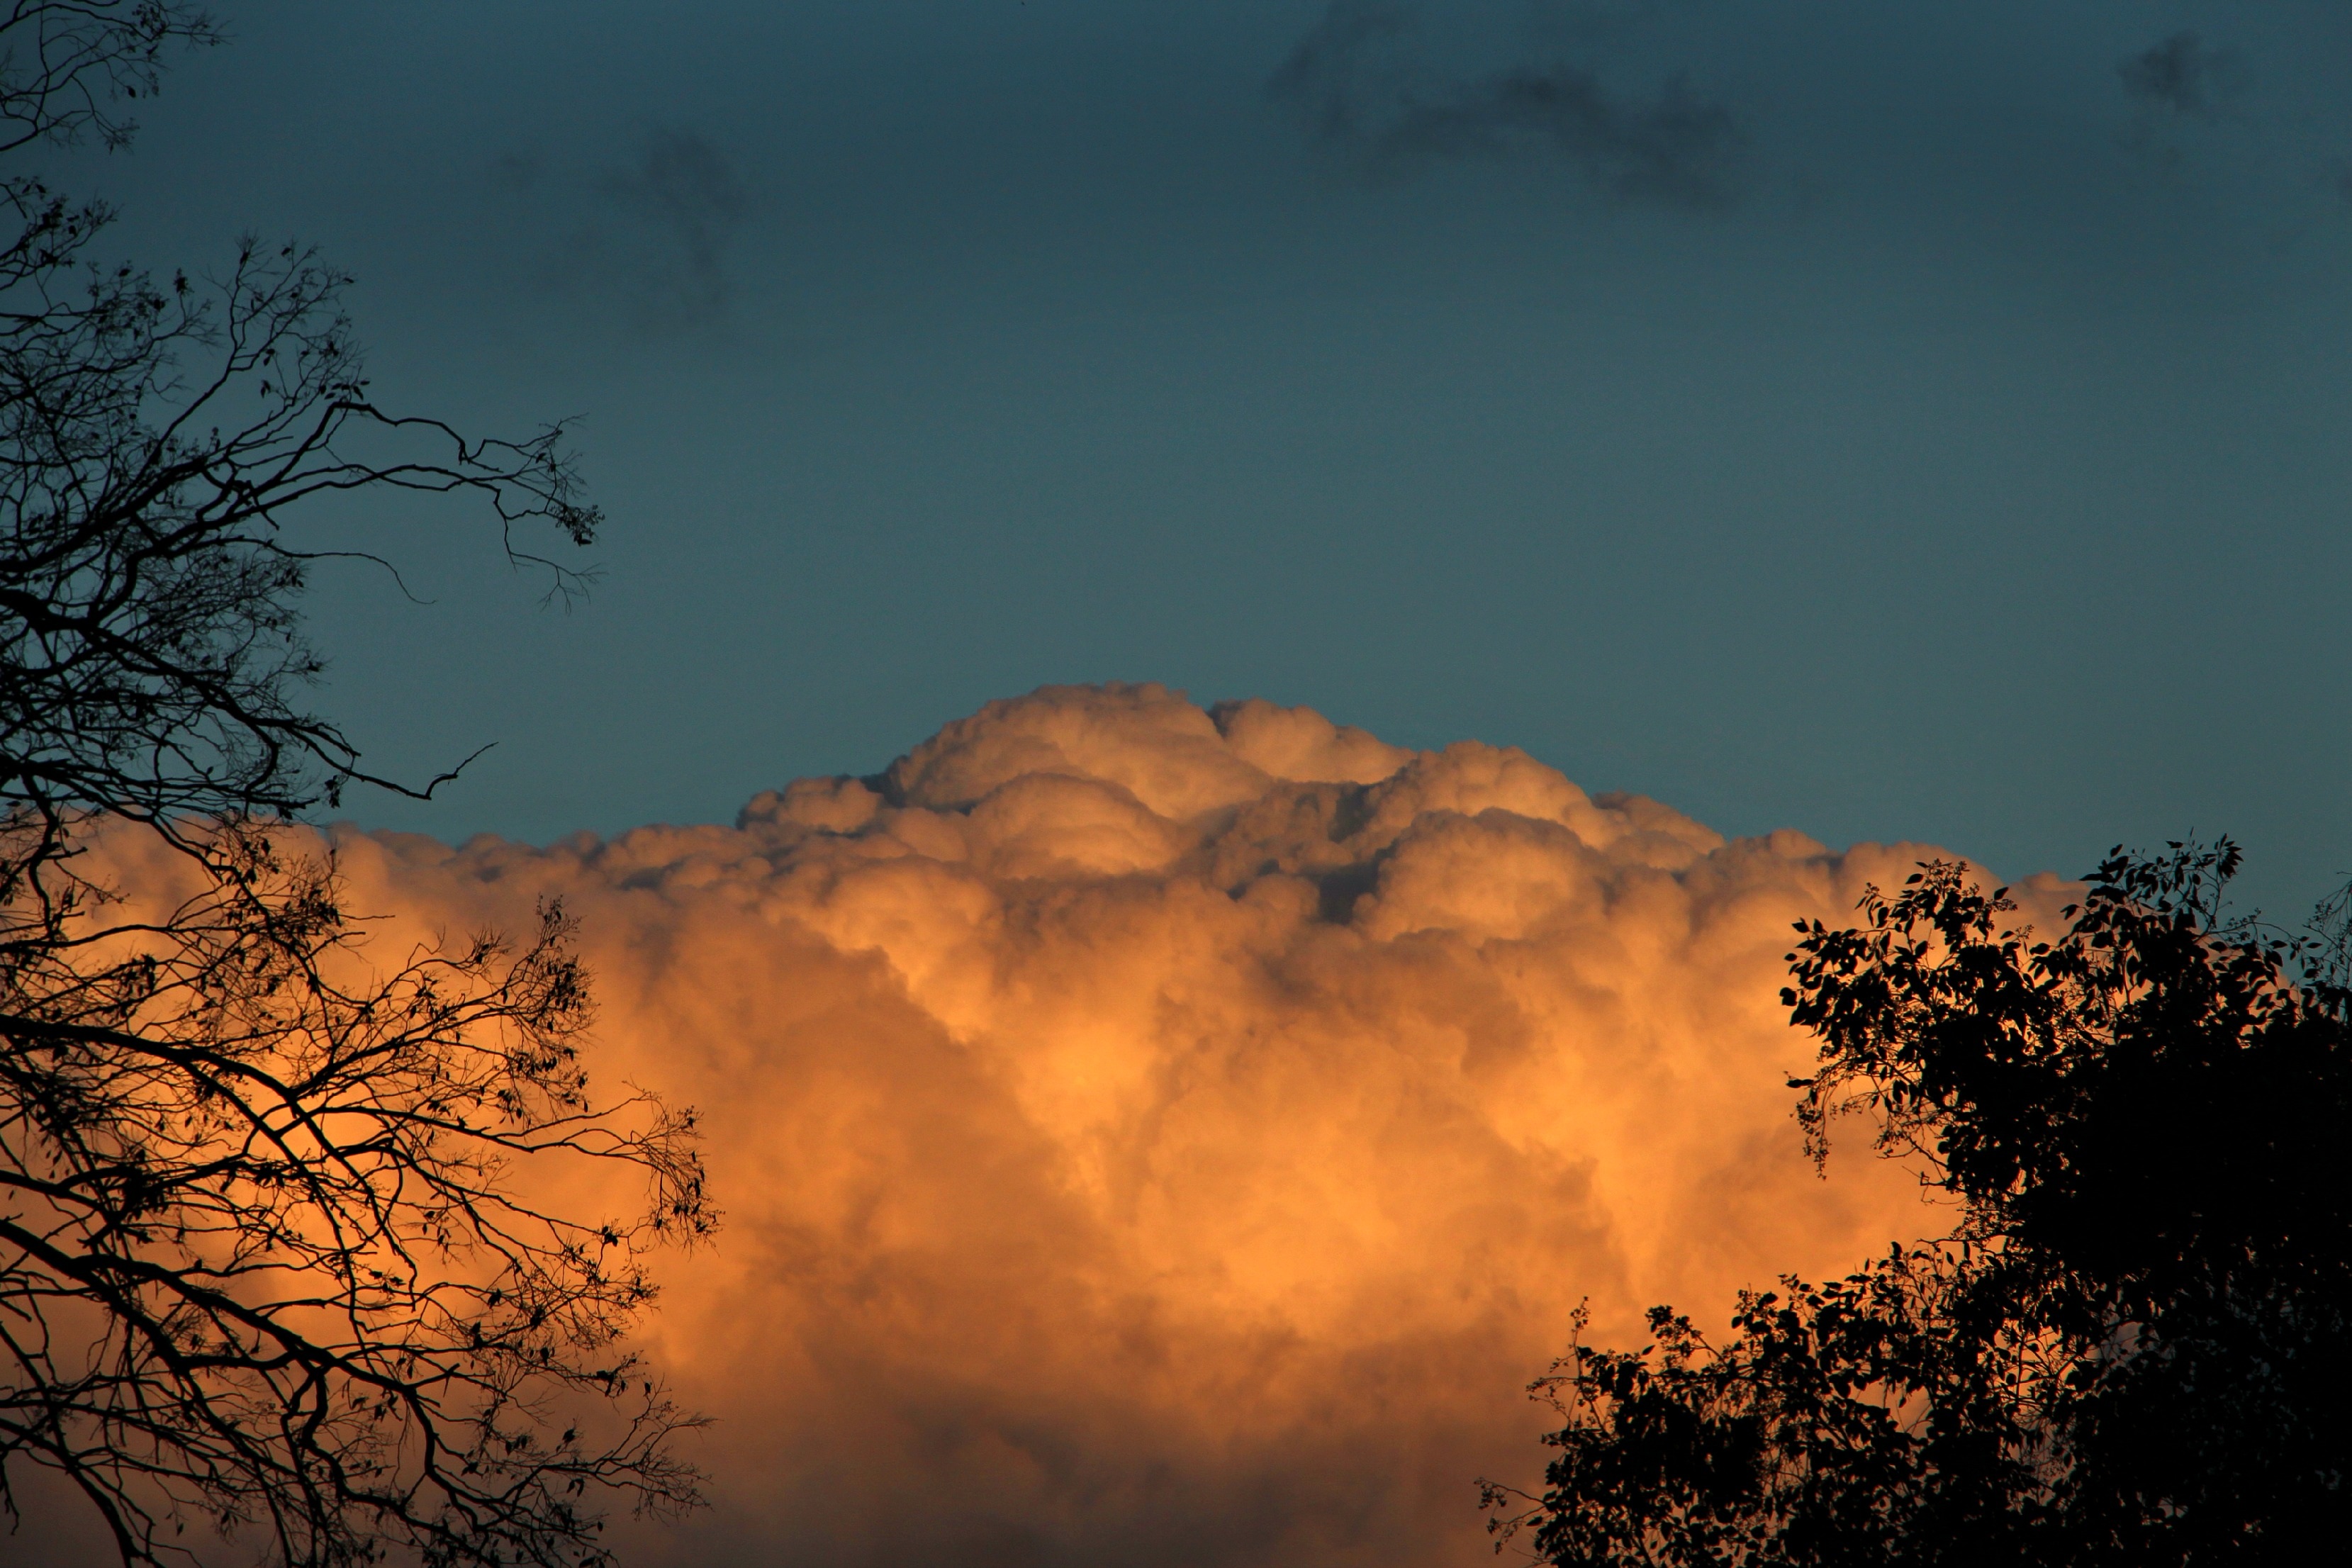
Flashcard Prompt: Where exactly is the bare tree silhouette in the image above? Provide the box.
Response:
[0,8,712,1564]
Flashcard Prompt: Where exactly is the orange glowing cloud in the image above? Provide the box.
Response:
[87,685,2072,1565]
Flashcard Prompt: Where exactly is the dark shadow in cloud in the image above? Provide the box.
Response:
[2118,30,2247,118]
[1383,66,1740,206]
[1267,0,1414,145]
[2116,30,2253,177]
[1269,0,1743,208]
[595,128,745,330]
[2105,28,2348,241]
[493,127,746,336]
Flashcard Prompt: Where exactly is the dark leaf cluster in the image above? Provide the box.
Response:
[0,2,221,160]
[1490,845,2351,1565]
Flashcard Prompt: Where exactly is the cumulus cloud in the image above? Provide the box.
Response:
[1270,0,1744,206]
[75,685,2066,1565]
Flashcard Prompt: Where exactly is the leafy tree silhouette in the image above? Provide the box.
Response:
[0,7,711,1564]
[1489,843,2351,1565]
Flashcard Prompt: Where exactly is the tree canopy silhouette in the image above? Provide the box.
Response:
[0,6,711,1564]
[1489,843,2351,1566]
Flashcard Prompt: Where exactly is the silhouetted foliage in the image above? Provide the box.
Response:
[1,7,710,1564]
[1488,844,2352,1565]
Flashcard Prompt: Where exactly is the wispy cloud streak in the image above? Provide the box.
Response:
[1270,1,1744,206]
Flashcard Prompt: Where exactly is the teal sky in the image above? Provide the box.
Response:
[53,0,2352,915]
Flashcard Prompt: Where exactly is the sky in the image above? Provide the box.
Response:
[41,0,2352,915]
[18,6,2352,1562]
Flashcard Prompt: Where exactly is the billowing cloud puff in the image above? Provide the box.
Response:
[101,686,2068,1565]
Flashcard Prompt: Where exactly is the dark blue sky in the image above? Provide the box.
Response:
[54,0,2352,913]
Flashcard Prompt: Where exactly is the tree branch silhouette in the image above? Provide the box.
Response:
[0,8,711,1564]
